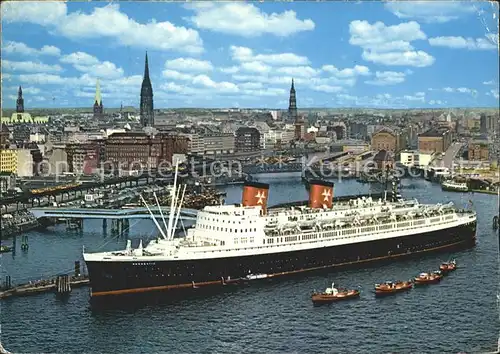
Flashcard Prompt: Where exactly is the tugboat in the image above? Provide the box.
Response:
[439,260,457,273]
[441,180,468,192]
[374,280,413,297]
[413,271,443,285]
[311,282,360,304]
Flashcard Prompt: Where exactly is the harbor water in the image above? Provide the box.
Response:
[1,178,499,353]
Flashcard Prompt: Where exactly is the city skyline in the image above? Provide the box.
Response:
[1,1,499,110]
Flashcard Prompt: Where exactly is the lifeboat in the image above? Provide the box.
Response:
[414,271,443,285]
[374,280,413,296]
[311,282,360,304]
[439,260,457,273]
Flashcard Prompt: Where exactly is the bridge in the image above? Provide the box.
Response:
[30,206,199,221]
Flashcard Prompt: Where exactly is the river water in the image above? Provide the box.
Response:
[1,177,498,353]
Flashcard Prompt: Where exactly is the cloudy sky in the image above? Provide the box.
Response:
[1,1,499,109]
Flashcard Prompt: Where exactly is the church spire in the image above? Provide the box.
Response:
[94,79,102,105]
[16,85,24,113]
[144,52,150,80]
[140,51,154,127]
[288,79,297,120]
[93,79,103,118]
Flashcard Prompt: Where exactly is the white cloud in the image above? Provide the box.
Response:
[429,36,497,50]
[16,73,70,85]
[349,20,434,67]
[192,75,239,93]
[2,3,203,54]
[442,87,478,96]
[61,52,124,79]
[241,61,271,73]
[186,2,315,37]
[239,82,263,90]
[219,66,240,74]
[1,1,67,26]
[311,85,343,93]
[384,1,476,23]
[276,66,318,78]
[242,88,287,97]
[322,64,370,78]
[362,50,435,67]
[74,62,124,79]
[229,46,309,65]
[403,92,425,102]
[60,52,99,66]
[335,91,432,108]
[483,80,496,85]
[164,58,213,72]
[162,70,194,81]
[349,20,426,52]
[365,71,406,86]
[429,100,444,105]
[2,59,63,73]
[2,41,61,57]
[6,86,41,95]
[14,73,143,98]
[487,89,499,99]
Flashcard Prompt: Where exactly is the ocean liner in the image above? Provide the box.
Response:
[83,164,477,297]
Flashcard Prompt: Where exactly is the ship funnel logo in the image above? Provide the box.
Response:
[242,181,270,214]
[308,179,334,209]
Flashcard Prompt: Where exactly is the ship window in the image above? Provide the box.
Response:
[245,229,247,232]
[230,229,232,232]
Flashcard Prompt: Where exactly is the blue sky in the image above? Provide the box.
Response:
[1,1,499,109]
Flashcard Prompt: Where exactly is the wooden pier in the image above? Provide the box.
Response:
[0,276,89,300]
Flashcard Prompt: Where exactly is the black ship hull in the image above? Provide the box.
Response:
[85,221,476,297]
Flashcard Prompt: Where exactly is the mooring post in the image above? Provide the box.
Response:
[4,275,11,289]
[21,235,29,251]
[74,261,80,278]
[56,274,71,295]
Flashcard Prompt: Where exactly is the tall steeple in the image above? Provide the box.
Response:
[289,79,304,140]
[288,79,297,121]
[140,52,154,127]
[93,79,103,118]
[16,86,24,113]
[95,79,102,105]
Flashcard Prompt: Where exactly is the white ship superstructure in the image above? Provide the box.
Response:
[83,168,477,297]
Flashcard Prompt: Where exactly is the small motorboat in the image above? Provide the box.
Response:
[414,271,443,285]
[0,245,12,253]
[245,273,269,281]
[311,282,360,304]
[374,280,413,296]
[439,260,457,273]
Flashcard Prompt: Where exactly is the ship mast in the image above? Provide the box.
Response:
[140,194,167,239]
[153,190,169,235]
[171,185,187,241]
[166,161,179,240]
